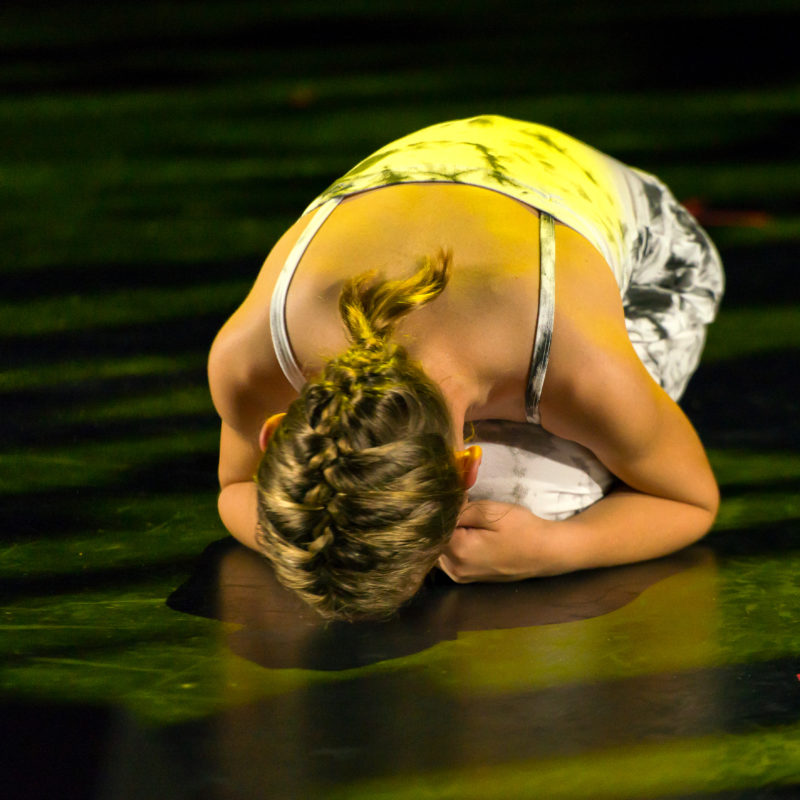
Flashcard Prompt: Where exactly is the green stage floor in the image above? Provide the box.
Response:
[2,2,800,798]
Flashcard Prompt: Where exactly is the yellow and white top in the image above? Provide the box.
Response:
[305,114,637,292]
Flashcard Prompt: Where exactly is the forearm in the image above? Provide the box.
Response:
[545,484,718,575]
[218,481,260,551]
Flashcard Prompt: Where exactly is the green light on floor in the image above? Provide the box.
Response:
[328,722,800,800]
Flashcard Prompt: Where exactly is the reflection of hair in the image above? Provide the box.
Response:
[256,252,464,620]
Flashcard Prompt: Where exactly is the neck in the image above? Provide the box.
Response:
[420,356,485,450]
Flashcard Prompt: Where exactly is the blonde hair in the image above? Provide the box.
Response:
[256,252,464,620]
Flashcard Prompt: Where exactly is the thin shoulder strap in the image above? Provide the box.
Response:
[269,197,343,390]
[525,212,556,424]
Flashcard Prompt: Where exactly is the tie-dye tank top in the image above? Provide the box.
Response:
[304,115,638,292]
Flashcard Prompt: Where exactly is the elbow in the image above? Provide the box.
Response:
[708,479,721,521]
[217,481,261,552]
[694,474,720,542]
[704,466,721,521]
[217,485,234,533]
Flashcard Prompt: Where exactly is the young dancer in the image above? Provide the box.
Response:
[209,115,724,619]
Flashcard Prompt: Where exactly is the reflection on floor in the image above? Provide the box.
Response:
[155,542,798,800]
[171,539,714,672]
[3,2,800,797]
[9,535,800,800]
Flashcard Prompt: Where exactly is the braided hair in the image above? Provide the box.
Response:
[255,251,464,620]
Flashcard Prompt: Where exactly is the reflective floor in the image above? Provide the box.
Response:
[6,531,800,799]
[2,2,800,798]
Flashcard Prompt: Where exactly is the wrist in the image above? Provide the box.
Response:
[534,515,583,577]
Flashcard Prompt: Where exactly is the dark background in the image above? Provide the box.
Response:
[2,2,800,799]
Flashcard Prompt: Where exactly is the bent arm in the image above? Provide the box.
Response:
[442,366,718,583]
[540,391,719,575]
[207,208,317,549]
[536,231,719,573]
[442,229,719,583]
[208,287,299,551]
[548,482,716,574]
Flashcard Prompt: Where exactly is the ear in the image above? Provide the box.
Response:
[454,445,482,490]
[259,412,287,452]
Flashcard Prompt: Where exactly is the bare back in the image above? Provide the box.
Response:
[209,123,720,569]
[212,182,550,437]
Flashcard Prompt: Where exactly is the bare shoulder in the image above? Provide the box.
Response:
[208,212,315,436]
[540,225,717,513]
[540,224,663,457]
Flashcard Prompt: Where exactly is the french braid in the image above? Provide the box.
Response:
[256,252,464,620]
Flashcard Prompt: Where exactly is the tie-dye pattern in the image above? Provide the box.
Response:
[307,115,632,289]
[300,115,725,519]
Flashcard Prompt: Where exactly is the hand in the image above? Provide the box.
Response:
[437,500,555,583]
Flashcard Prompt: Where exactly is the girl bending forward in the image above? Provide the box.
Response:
[209,115,724,620]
